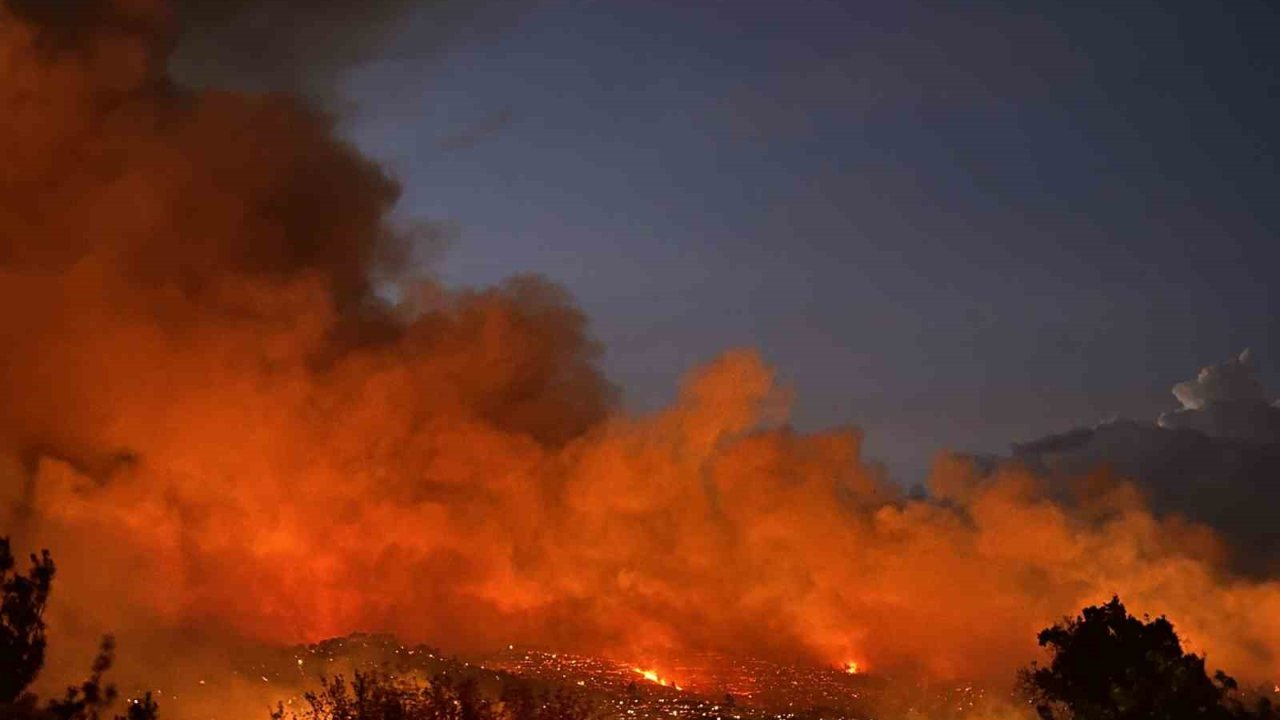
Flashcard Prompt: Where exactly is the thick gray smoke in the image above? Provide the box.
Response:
[1169,349,1265,410]
[1014,351,1280,572]
[1157,349,1280,444]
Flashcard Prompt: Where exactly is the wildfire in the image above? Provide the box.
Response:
[632,667,681,690]
[844,661,861,675]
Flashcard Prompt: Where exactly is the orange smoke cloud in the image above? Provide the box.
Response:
[1,0,1277,705]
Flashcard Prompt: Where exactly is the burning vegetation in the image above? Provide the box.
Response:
[5,538,1278,719]
[0,0,1279,718]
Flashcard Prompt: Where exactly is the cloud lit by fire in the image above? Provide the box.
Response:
[0,0,1277,711]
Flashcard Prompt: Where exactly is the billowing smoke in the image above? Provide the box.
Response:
[1016,352,1280,572]
[1,1,1278,715]
[1170,350,1265,411]
[1158,349,1280,444]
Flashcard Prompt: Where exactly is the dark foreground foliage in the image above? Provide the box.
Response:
[0,537,158,720]
[1,536,54,705]
[1020,596,1276,720]
[271,671,596,720]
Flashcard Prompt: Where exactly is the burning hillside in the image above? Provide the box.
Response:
[0,1,1278,718]
[116,633,991,720]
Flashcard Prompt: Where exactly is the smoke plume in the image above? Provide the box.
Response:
[1158,349,1280,443]
[1,2,1278,715]
[167,0,531,97]
[1016,351,1280,572]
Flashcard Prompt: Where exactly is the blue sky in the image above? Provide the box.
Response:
[337,0,1279,482]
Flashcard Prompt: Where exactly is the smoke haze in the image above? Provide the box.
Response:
[168,0,531,97]
[0,1,1277,715]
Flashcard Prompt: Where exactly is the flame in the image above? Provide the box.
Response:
[632,667,681,690]
[845,661,861,675]
[6,0,1280,701]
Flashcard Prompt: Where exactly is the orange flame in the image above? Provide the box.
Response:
[845,661,861,675]
[632,667,681,690]
[5,0,1280,698]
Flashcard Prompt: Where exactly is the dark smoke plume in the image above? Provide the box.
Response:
[1,4,1278,718]
[1014,351,1280,572]
[168,0,533,97]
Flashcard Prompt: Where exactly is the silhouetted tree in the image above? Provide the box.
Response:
[457,677,491,720]
[47,636,119,720]
[117,693,159,720]
[1020,596,1275,720]
[0,537,159,720]
[1,535,56,704]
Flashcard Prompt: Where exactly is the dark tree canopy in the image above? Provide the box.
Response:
[1020,596,1275,720]
[0,537,158,720]
[0,535,55,705]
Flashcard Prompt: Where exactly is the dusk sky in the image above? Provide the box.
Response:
[337,0,1278,481]
[9,1,1280,706]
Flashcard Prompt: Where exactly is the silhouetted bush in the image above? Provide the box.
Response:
[1020,596,1275,720]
